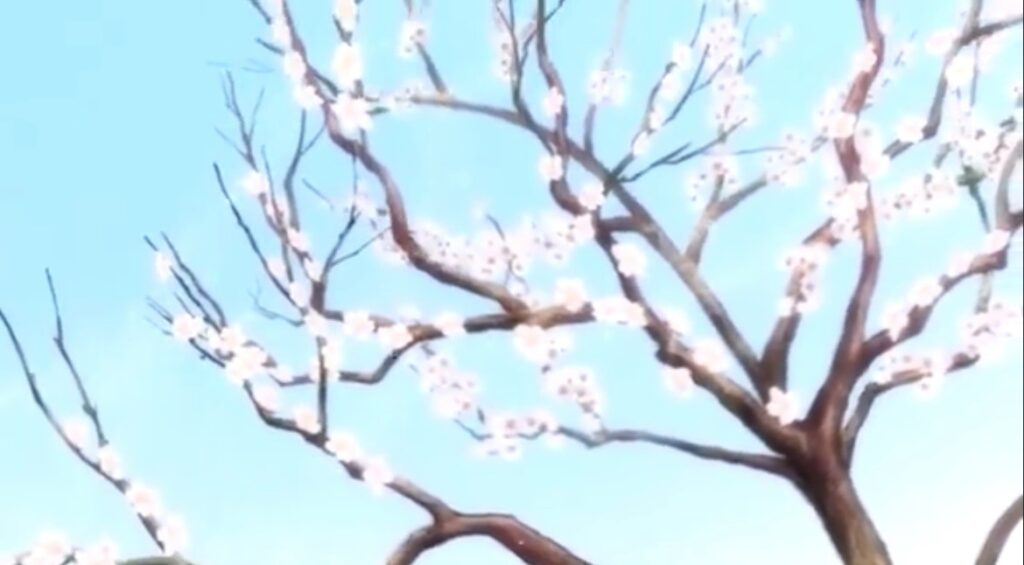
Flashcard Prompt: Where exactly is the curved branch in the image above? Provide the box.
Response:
[975,494,1024,565]
[386,513,590,565]
[805,0,886,436]
[558,426,795,480]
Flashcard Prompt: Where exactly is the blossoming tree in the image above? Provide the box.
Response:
[3,0,1024,563]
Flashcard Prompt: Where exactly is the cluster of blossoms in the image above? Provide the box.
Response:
[591,295,647,327]
[777,243,830,316]
[542,366,604,432]
[763,130,813,187]
[173,315,397,493]
[413,212,596,284]
[684,147,743,204]
[822,179,869,241]
[945,101,1021,178]
[476,409,560,460]
[323,430,395,493]
[397,18,428,60]
[587,67,630,107]
[4,533,118,565]
[489,8,519,82]
[695,13,757,129]
[271,0,374,131]
[414,352,481,420]
[661,366,695,398]
[765,386,801,426]
[513,324,573,368]
[873,349,949,395]
[58,416,187,557]
[960,299,1024,361]
[877,169,959,221]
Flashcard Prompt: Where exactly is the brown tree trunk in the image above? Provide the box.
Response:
[797,453,892,565]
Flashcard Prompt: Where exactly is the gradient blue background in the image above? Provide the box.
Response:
[2,1,1022,564]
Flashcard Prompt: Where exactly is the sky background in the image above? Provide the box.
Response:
[1,0,1023,564]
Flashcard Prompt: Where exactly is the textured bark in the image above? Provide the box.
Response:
[798,454,891,565]
[387,512,589,565]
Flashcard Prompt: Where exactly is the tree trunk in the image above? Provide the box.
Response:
[798,454,892,565]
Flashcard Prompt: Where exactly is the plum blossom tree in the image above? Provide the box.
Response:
[3,0,1024,563]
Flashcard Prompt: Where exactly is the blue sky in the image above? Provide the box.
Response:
[1,0,1022,564]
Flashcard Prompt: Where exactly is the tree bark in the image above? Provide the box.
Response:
[386,512,590,565]
[797,454,892,565]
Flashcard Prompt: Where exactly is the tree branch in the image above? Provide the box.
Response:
[975,494,1024,565]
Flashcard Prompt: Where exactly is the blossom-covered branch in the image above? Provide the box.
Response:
[1,274,191,564]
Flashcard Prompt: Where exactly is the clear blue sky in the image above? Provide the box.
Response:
[1,1,1022,564]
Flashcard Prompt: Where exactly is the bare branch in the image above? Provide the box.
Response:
[975,494,1024,565]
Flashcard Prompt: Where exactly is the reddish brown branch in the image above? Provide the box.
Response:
[841,351,979,465]
[386,513,590,565]
[805,0,886,436]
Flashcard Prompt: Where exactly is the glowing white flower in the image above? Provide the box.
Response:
[270,18,290,46]
[896,116,927,144]
[576,183,604,211]
[611,243,646,278]
[293,83,322,110]
[292,406,319,434]
[827,111,857,139]
[270,364,295,384]
[434,312,466,337]
[542,86,564,117]
[662,308,691,335]
[334,0,358,32]
[398,19,427,58]
[241,170,270,196]
[75,539,118,565]
[226,345,267,385]
[692,339,730,374]
[97,445,123,479]
[671,42,693,70]
[282,50,307,81]
[156,514,188,556]
[925,28,957,56]
[154,252,173,282]
[663,367,694,398]
[326,430,363,462]
[631,131,651,156]
[554,278,588,313]
[513,324,551,364]
[361,456,395,493]
[982,230,1011,254]
[943,251,972,279]
[219,325,247,354]
[538,153,565,182]
[252,384,279,411]
[331,42,363,88]
[170,314,203,342]
[944,53,974,89]
[126,483,162,518]
[881,302,909,340]
[61,417,90,449]
[909,278,943,308]
[286,228,311,253]
[303,311,329,338]
[332,94,373,134]
[30,531,70,563]
[378,323,414,350]
[341,310,376,339]
[766,386,800,425]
